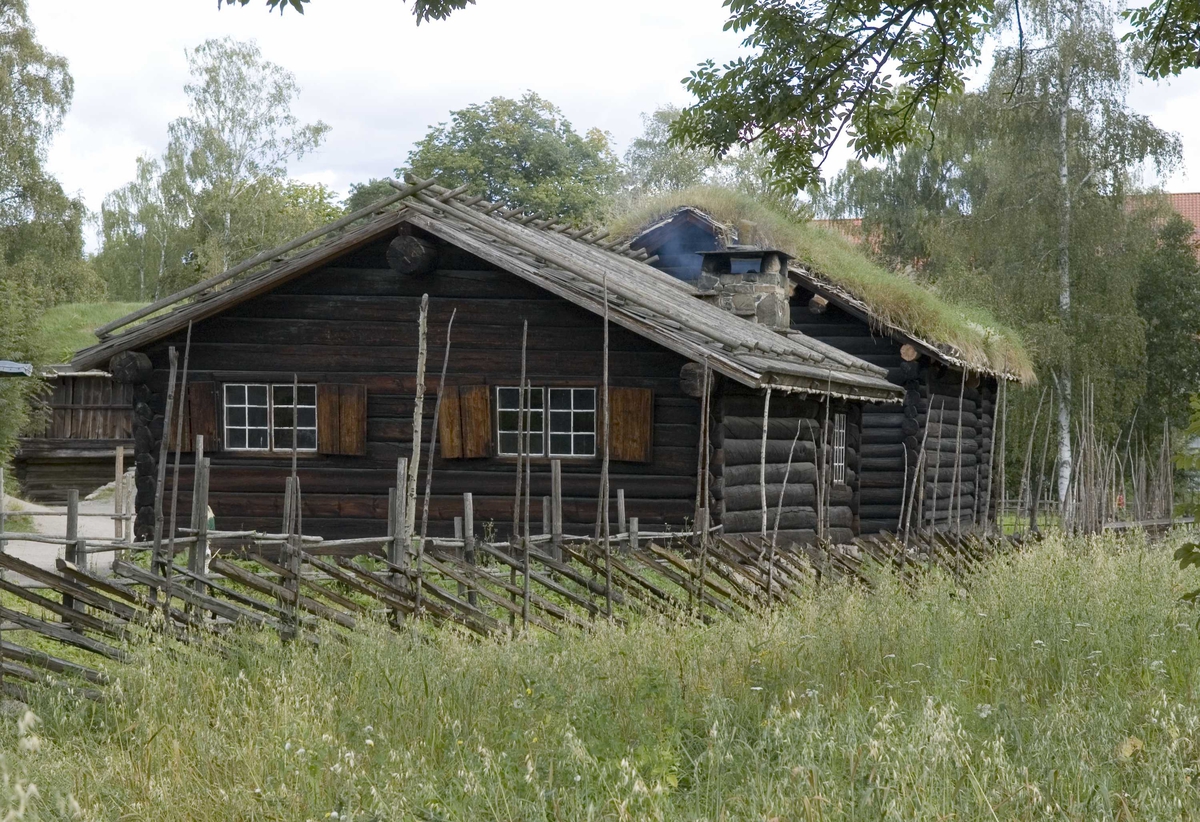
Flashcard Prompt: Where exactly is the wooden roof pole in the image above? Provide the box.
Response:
[93,177,440,339]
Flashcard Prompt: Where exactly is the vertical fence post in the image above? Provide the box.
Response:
[453,516,466,600]
[390,457,409,623]
[628,516,639,554]
[64,489,84,621]
[542,496,551,537]
[696,505,709,616]
[617,488,626,536]
[463,492,476,608]
[551,460,563,561]
[0,464,6,565]
[188,444,210,594]
[114,445,125,541]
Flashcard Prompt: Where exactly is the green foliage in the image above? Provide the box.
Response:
[818,8,1186,452]
[95,38,335,299]
[1123,0,1200,78]
[610,185,1032,379]
[18,532,1200,817]
[1135,211,1200,432]
[34,302,148,363]
[671,0,993,191]
[402,91,623,225]
[623,105,714,196]
[343,177,400,213]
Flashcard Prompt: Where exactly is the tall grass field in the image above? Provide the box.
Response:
[7,531,1200,820]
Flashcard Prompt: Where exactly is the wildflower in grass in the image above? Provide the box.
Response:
[976,704,993,719]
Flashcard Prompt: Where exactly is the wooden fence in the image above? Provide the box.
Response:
[0,445,1034,703]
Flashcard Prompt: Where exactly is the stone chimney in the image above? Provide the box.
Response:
[695,247,793,332]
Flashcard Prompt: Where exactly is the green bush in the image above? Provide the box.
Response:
[10,531,1200,819]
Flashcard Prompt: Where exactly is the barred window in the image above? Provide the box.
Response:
[224,383,317,452]
[831,412,847,485]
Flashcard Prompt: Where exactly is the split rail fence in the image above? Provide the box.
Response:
[0,444,1028,703]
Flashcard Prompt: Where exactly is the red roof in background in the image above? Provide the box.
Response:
[1168,193,1200,251]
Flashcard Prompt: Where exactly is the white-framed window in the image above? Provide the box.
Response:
[224,383,317,452]
[497,386,545,456]
[549,388,596,457]
[831,412,847,485]
[496,386,598,458]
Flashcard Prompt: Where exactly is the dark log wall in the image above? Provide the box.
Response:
[791,286,996,534]
[133,231,705,540]
[712,383,860,546]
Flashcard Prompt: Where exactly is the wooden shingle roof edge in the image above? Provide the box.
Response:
[71,180,902,403]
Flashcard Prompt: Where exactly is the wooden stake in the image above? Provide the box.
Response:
[187,437,207,592]
[150,346,179,587]
[513,320,528,543]
[617,488,627,536]
[692,361,711,532]
[417,307,457,616]
[952,369,965,539]
[113,445,125,541]
[165,321,193,585]
[551,460,563,560]
[407,294,429,538]
[64,489,83,621]
[463,492,477,608]
[601,271,612,619]
[759,386,772,541]
[628,517,639,553]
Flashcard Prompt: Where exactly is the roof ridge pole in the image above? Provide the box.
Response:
[95,177,440,339]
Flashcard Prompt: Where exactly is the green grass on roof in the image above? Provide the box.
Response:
[36,302,147,363]
[609,187,1034,382]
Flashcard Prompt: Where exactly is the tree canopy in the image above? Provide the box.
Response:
[402,92,623,225]
[95,37,336,300]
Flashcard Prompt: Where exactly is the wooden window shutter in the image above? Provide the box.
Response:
[438,386,463,459]
[176,382,218,453]
[317,385,341,455]
[318,384,367,456]
[609,387,653,463]
[459,384,492,458]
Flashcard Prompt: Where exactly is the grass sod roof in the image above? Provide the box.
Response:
[609,187,1035,383]
[37,302,148,365]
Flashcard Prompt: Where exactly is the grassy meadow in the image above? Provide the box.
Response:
[6,530,1200,820]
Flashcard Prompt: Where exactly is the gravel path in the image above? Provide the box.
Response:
[2,493,124,585]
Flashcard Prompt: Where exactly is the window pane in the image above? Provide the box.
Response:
[247,385,268,405]
[575,390,595,411]
[226,384,245,405]
[527,389,544,410]
[549,433,572,455]
[575,434,595,456]
[527,409,544,430]
[274,385,293,405]
[298,385,316,405]
[549,389,571,410]
[297,407,316,427]
[527,433,544,455]
[275,406,295,429]
[498,410,519,431]
[576,411,595,433]
[276,429,293,449]
[248,428,269,449]
[498,388,519,409]
[227,407,246,427]
[499,432,518,455]
[228,428,246,449]
[248,407,268,427]
[549,410,572,433]
[298,429,317,450]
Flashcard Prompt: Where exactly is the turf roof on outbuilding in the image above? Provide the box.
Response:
[611,187,1034,383]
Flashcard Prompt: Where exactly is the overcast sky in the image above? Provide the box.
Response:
[28,0,1200,251]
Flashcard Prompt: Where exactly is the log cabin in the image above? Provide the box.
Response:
[69,185,903,546]
[622,194,1034,535]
